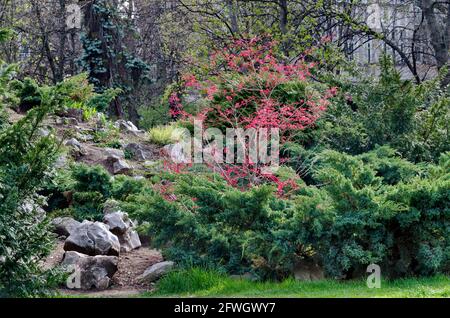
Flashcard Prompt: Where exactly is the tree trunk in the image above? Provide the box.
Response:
[226,0,239,35]
[421,0,450,87]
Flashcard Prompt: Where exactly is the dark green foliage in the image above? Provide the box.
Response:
[71,164,113,197]
[61,164,149,221]
[0,28,13,43]
[0,36,16,128]
[121,174,295,280]
[358,146,422,185]
[126,148,449,281]
[72,191,104,221]
[0,81,64,296]
[297,56,449,163]
[14,78,42,113]
[291,149,449,278]
[69,164,112,220]
[87,87,122,113]
[111,175,147,201]
[139,102,170,130]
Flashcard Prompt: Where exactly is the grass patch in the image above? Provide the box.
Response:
[148,123,184,146]
[145,268,450,298]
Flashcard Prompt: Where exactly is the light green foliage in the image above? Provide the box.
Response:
[148,123,183,146]
[152,268,450,298]
[55,73,120,119]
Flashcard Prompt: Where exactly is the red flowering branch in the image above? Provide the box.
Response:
[164,36,337,195]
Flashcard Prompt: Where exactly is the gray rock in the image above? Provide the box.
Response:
[138,261,174,282]
[55,117,78,126]
[113,159,131,175]
[52,217,81,237]
[62,251,118,290]
[115,120,146,137]
[19,199,46,222]
[105,149,133,175]
[65,138,82,150]
[61,108,84,122]
[103,212,133,235]
[103,212,141,253]
[38,127,51,137]
[163,143,189,163]
[55,154,68,169]
[104,148,125,159]
[119,229,141,253]
[115,120,139,133]
[61,117,79,126]
[78,134,94,142]
[125,143,146,161]
[64,221,120,256]
[144,161,158,167]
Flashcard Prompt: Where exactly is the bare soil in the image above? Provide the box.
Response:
[46,239,164,298]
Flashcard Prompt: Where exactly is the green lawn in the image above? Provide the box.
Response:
[144,268,450,298]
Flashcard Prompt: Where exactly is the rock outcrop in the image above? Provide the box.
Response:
[103,211,142,253]
[62,251,119,290]
[138,261,174,282]
[115,120,143,136]
[64,221,120,256]
[125,143,146,161]
[52,217,81,237]
[104,155,132,175]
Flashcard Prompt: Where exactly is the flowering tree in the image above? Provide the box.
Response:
[167,37,337,194]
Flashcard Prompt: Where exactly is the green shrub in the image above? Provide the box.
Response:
[0,76,64,296]
[300,56,449,163]
[128,149,449,281]
[87,87,122,113]
[49,73,120,120]
[111,175,147,201]
[0,49,16,128]
[71,164,113,197]
[139,103,170,130]
[293,149,450,278]
[122,173,297,280]
[14,78,42,113]
[64,165,152,220]
[358,146,422,185]
[72,191,104,221]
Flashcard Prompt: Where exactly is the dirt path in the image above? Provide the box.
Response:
[47,239,164,298]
